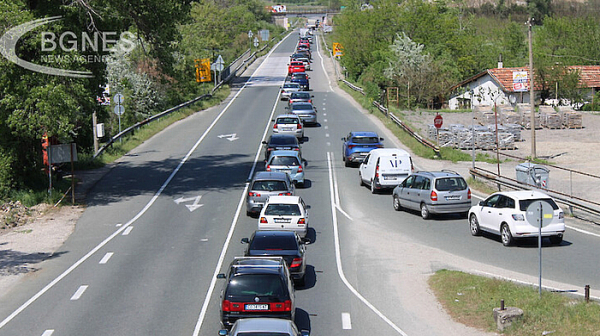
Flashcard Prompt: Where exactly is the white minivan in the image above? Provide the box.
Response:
[359,148,413,193]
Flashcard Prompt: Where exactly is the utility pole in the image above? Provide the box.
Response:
[528,17,536,159]
[92,111,99,154]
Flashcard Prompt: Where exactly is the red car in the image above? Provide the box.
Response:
[288,61,305,76]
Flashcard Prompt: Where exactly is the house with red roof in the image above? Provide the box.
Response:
[448,65,600,110]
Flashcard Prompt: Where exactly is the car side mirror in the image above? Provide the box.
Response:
[300,237,310,244]
[218,330,229,336]
[262,141,267,144]
[305,205,311,209]
[271,119,275,122]
[246,178,252,183]
[241,238,249,244]
[300,330,310,336]
[217,273,226,279]
[380,138,384,141]
[285,106,290,110]
[311,95,314,97]
[341,137,346,141]
[479,200,484,206]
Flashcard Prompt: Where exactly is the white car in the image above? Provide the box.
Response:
[280,83,301,100]
[468,190,565,246]
[258,196,309,237]
[273,114,304,139]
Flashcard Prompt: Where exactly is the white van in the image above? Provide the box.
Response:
[359,148,413,193]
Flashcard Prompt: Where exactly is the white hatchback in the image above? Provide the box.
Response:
[258,196,309,238]
[468,190,565,246]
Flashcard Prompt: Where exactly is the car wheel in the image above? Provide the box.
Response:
[501,224,514,246]
[393,195,402,211]
[359,173,365,186]
[370,180,377,194]
[549,235,563,245]
[469,214,481,236]
[420,203,430,219]
[344,159,351,167]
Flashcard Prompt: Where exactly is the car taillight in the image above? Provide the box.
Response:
[290,257,302,268]
[266,165,271,171]
[248,192,261,197]
[278,192,292,196]
[284,300,292,311]
[298,165,303,172]
[430,190,438,201]
[512,214,525,221]
[222,300,231,311]
[308,99,312,103]
[273,124,277,129]
[260,217,268,223]
[297,123,302,129]
[377,144,384,148]
[467,188,471,199]
[375,164,379,178]
[348,145,356,149]
[298,218,305,224]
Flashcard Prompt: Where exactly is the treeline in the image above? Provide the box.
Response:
[0,0,283,198]
[331,0,600,108]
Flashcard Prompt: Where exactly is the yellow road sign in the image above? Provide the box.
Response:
[333,42,344,57]
[194,58,212,83]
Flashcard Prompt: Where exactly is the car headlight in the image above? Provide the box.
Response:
[512,214,525,221]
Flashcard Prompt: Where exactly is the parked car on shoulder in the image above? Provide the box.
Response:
[392,170,471,219]
[341,131,384,167]
[359,148,413,193]
[258,196,309,238]
[217,257,295,329]
[246,171,295,217]
[468,190,565,246]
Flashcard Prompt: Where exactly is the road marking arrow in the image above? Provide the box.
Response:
[217,133,239,141]
[174,195,204,212]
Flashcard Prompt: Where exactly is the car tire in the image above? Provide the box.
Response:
[420,203,430,219]
[370,180,377,194]
[550,235,563,245]
[393,195,402,211]
[344,159,351,167]
[501,224,514,246]
[469,214,481,236]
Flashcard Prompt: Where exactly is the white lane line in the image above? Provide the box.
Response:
[327,142,331,146]
[326,133,330,137]
[115,223,122,227]
[316,33,334,92]
[342,312,352,329]
[70,285,88,301]
[99,252,113,264]
[191,32,291,336]
[323,113,327,116]
[324,125,329,130]
[0,32,263,332]
[327,152,408,336]
[122,226,133,236]
[324,119,328,123]
[41,330,54,336]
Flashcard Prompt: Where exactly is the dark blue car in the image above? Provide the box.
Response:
[290,73,309,91]
[341,131,384,167]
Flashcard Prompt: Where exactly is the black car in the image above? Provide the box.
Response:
[217,257,296,329]
[262,134,301,161]
[242,230,308,286]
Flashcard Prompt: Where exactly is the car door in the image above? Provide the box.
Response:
[478,194,502,233]
[397,175,415,209]
[359,153,372,183]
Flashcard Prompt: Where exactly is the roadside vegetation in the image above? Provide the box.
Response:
[430,270,600,335]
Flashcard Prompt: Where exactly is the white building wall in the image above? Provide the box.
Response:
[448,74,532,110]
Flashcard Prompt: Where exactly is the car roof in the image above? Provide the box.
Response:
[492,190,553,200]
[413,170,463,178]
[232,318,296,333]
[269,149,301,157]
[275,114,301,119]
[252,171,290,181]
[283,83,300,88]
[290,102,313,107]
[266,195,301,204]
[350,131,379,137]
[369,148,410,156]
[253,230,298,238]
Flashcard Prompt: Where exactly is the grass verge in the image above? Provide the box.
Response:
[429,270,600,335]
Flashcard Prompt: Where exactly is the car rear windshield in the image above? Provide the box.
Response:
[290,92,310,99]
[292,74,307,80]
[235,333,288,336]
[435,177,467,191]
[270,156,299,166]
[265,204,302,216]
[518,198,559,211]
[283,83,299,88]
[225,274,286,298]
[270,136,297,145]
[250,235,298,250]
[351,136,379,144]
[251,180,288,191]
[291,103,313,111]
[276,117,300,124]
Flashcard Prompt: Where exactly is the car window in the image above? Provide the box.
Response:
[402,175,415,188]
[276,117,299,124]
[250,235,298,250]
[270,136,297,145]
[422,178,431,190]
[283,83,299,89]
[270,156,299,166]
[292,103,313,110]
[484,194,501,207]
[413,176,426,189]
[225,274,285,297]
[435,177,467,191]
[291,92,310,99]
[518,198,559,211]
[265,204,302,216]
[351,136,379,144]
[252,180,288,191]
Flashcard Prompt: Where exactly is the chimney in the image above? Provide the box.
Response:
[498,53,503,69]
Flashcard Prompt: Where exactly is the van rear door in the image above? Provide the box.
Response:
[378,154,412,185]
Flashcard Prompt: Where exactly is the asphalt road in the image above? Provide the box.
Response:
[0,29,599,336]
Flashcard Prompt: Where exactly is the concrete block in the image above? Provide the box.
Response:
[493,306,523,331]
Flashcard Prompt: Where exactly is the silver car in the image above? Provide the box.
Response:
[392,170,472,219]
[287,102,317,126]
[265,150,304,186]
[219,318,309,336]
[246,171,295,216]
[273,114,304,139]
[280,82,301,100]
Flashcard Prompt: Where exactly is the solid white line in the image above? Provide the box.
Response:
[99,252,113,264]
[336,205,354,221]
[316,33,334,92]
[41,330,54,336]
[326,152,408,335]
[326,133,329,137]
[566,225,600,238]
[191,32,291,336]
[341,312,352,329]
[0,37,261,332]
[122,226,133,235]
[70,285,88,301]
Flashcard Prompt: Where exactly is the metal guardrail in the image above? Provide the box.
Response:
[93,31,287,159]
[470,167,600,217]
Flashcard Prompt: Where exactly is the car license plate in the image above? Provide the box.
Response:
[282,127,294,131]
[245,304,269,311]
[445,195,461,200]
[277,147,292,150]
[274,218,291,223]
[383,176,397,180]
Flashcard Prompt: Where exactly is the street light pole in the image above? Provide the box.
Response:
[528,17,537,159]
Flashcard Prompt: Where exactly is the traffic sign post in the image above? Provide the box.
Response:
[434,114,443,146]
[113,93,125,141]
[526,200,554,298]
